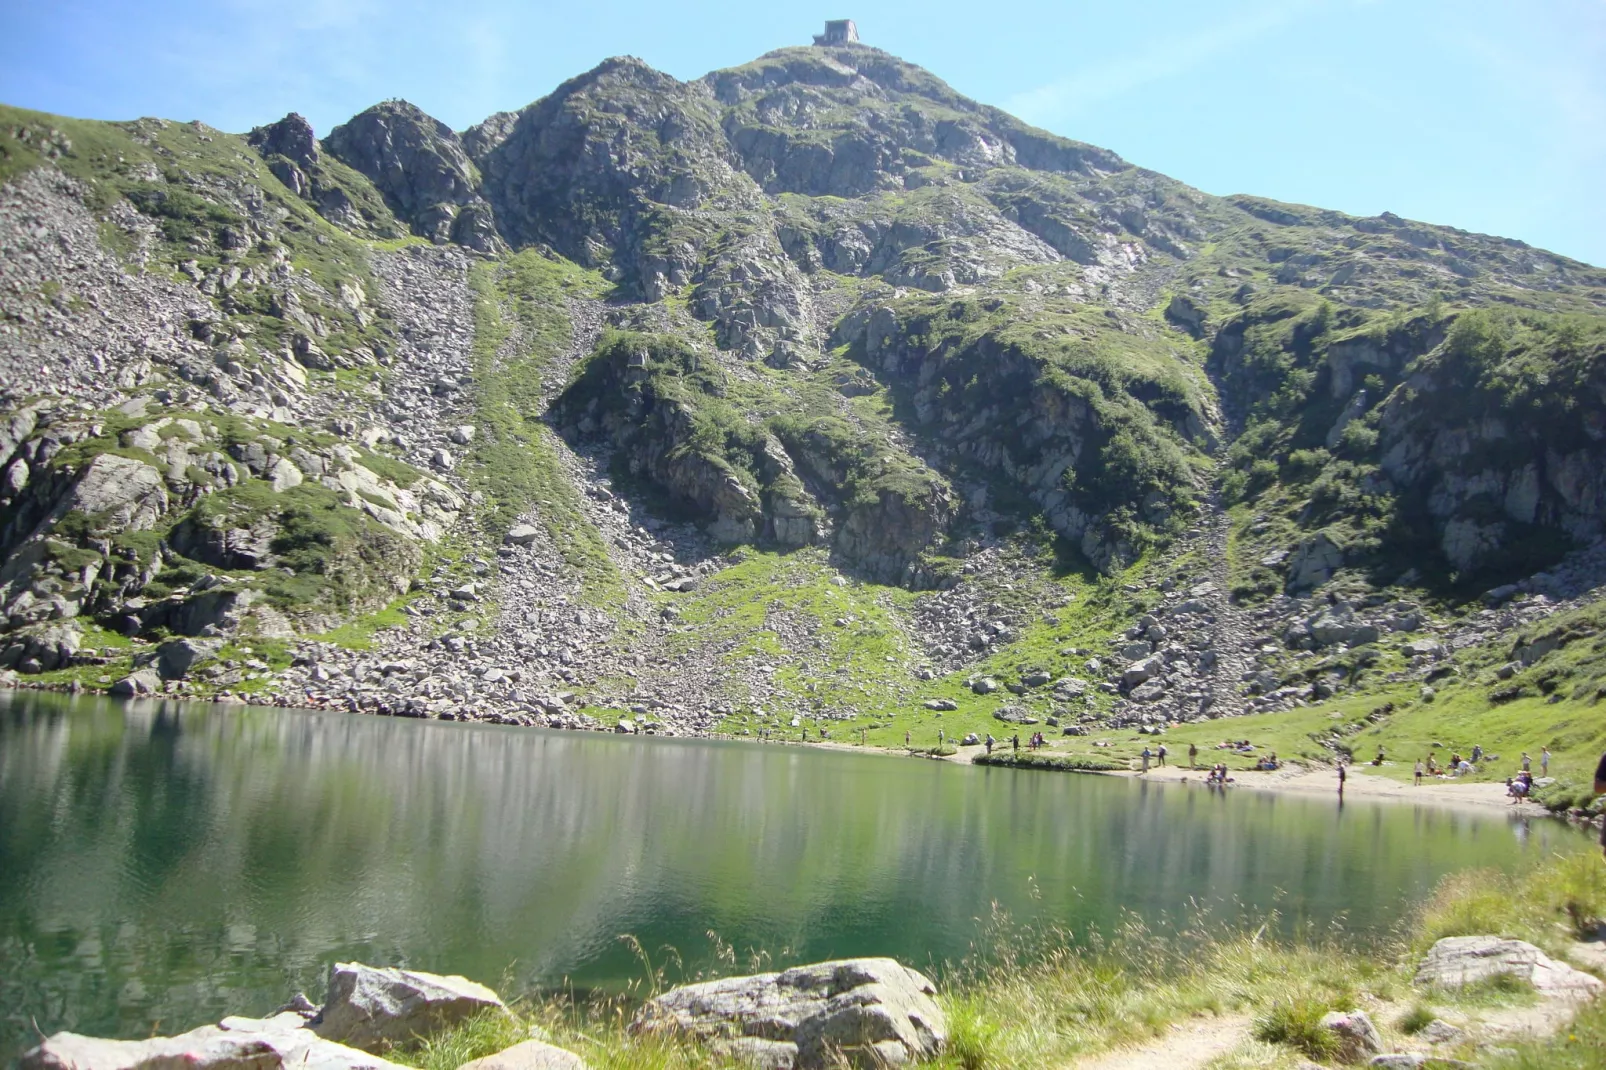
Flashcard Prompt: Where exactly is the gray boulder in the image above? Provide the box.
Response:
[1287,532,1343,590]
[992,707,1038,725]
[1319,1009,1381,1064]
[1416,1019,1464,1044]
[1413,936,1604,996]
[456,1040,587,1070]
[310,962,508,1052]
[109,669,161,698]
[504,525,541,546]
[157,637,225,680]
[1121,656,1163,688]
[1308,604,1380,648]
[630,957,946,1069]
[1401,638,1446,659]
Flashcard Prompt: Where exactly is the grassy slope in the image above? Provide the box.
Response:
[464,251,625,606]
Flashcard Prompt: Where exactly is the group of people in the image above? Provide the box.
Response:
[1205,763,1234,785]
[983,733,1026,755]
[1138,743,1168,772]
[1407,746,1550,790]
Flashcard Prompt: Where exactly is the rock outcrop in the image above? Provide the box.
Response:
[325,102,504,252]
[1413,936,1605,996]
[20,962,576,1070]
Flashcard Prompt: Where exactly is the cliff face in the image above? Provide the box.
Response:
[2,30,1605,731]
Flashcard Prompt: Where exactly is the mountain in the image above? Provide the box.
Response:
[3,26,1606,744]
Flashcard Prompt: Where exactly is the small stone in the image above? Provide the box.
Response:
[457,1040,587,1070]
[1319,1009,1381,1064]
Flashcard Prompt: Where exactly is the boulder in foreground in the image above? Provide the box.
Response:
[1413,936,1605,996]
[630,957,945,1069]
[311,962,509,1051]
[21,1021,405,1070]
[1318,1008,1381,1064]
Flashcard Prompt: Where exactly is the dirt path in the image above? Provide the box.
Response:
[1067,1014,1250,1070]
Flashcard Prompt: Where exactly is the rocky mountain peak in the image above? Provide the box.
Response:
[247,112,318,169]
[324,99,503,251]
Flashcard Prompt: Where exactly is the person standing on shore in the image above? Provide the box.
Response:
[1337,761,1347,795]
[1414,759,1423,786]
[1521,752,1531,773]
[1541,747,1550,777]
[1188,743,1198,769]
[1157,743,1168,767]
[1141,746,1151,774]
[1594,750,1606,860]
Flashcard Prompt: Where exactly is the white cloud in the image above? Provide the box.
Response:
[1005,1,1315,126]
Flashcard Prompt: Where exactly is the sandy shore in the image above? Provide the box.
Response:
[1098,761,1548,814]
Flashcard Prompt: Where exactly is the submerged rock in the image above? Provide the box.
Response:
[631,957,946,1069]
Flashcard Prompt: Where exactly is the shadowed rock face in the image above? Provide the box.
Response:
[248,112,320,169]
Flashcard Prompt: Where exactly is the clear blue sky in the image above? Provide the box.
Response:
[3,0,1602,267]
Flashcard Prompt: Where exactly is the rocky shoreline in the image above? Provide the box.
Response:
[21,958,949,1070]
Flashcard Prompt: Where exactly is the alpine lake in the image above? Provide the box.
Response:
[0,689,1584,1062]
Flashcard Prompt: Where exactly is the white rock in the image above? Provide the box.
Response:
[1414,936,1605,996]
[21,1025,404,1070]
[630,958,945,1070]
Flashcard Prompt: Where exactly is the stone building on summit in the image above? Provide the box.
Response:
[813,20,859,46]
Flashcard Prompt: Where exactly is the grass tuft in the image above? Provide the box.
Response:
[1251,996,1342,1060]
[1396,1001,1436,1035]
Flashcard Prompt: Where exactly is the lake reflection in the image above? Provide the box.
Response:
[0,689,1576,1061]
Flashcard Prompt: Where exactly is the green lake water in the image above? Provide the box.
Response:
[0,689,1582,1062]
